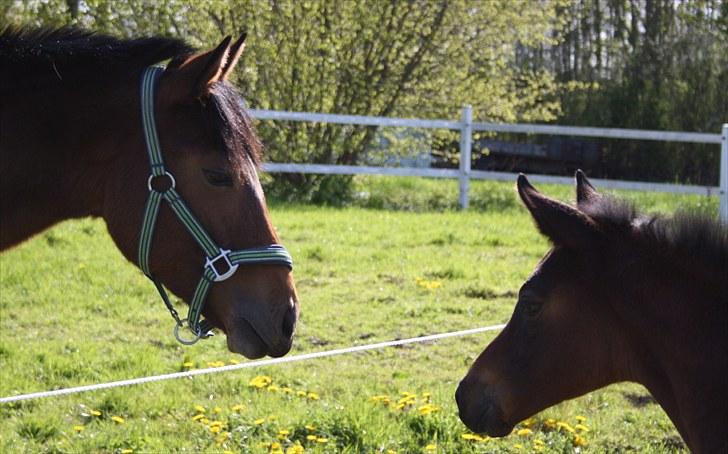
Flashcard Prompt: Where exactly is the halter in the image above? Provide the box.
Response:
[138,66,293,345]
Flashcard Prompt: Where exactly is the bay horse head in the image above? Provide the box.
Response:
[0,29,298,359]
[455,171,727,451]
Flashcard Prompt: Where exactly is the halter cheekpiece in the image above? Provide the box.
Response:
[138,66,293,345]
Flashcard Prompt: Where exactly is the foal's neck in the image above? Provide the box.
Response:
[0,77,139,250]
[618,268,727,453]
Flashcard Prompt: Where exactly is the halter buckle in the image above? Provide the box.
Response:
[205,248,239,282]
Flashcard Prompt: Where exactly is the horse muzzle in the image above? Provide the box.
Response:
[456,377,513,437]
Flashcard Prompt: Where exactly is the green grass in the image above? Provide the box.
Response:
[1,176,712,453]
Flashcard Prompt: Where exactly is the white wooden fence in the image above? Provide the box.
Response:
[250,107,728,221]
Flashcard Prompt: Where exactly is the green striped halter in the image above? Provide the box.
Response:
[138,66,293,345]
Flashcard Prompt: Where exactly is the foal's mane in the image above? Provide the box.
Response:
[582,195,728,280]
[0,26,261,167]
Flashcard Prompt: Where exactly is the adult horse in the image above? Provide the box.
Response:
[456,171,727,452]
[0,27,299,359]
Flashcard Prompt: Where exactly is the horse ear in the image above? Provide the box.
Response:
[575,169,600,208]
[517,174,601,249]
[219,32,247,81]
[163,36,232,102]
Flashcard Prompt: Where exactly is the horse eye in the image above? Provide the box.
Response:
[203,169,233,187]
[521,299,543,318]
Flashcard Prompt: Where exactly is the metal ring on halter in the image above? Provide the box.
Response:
[173,319,202,345]
[147,171,176,192]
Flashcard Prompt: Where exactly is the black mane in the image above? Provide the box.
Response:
[582,195,728,276]
[0,26,193,85]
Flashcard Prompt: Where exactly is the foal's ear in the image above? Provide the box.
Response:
[517,174,601,249]
[219,33,247,81]
[163,36,232,102]
[575,169,600,208]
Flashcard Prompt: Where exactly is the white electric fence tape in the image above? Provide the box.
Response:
[0,324,505,404]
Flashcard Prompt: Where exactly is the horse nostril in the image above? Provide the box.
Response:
[281,304,296,339]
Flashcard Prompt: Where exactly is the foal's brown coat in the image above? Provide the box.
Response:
[456,172,727,453]
[0,28,299,358]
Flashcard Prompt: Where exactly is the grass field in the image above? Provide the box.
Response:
[1,176,715,453]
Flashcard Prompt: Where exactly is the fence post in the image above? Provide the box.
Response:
[720,124,728,222]
[459,105,473,209]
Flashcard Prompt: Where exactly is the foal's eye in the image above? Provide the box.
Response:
[520,299,543,318]
[203,169,233,187]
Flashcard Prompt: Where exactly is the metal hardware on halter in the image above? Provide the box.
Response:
[205,249,239,282]
[147,171,176,192]
[137,65,294,345]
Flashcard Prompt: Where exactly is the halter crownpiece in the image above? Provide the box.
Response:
[138,66,293,345]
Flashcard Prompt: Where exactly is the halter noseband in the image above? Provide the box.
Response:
[138,66,293,345]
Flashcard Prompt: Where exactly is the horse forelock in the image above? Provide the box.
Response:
[204,81,262,173]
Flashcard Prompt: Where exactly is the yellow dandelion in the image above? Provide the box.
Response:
[461,433,480,441]
[200,418,210,425]
[213,406,222,413]
[517,428,532,436]
[573,435,588,447]
[268,385,280,393]
[575,423,589,432]
[307,392,319,400]
[191,414,205,422]
[209,420,225,427]
[305,424,316,431]
[281,387,294,394]
[316,437,328,443]
[194,405,206,413]
[278,429,290,436]
[556,421,575,433]
[249,375,272,388]
[120,450,133,454]
[286,444,305,454]
[209,426,221,433]
[231,404,245,412]
[207,361,225,368]
[73,425,84,433]
[575,415,587,423]
[533,439,545,446]
[296,390,307,397]
[270,442,281,449]
[521,418,536,428]
[110,416,125,424]
[254,418,266,425]
[228,359,240,365]
[543,418,556,430]
[306,435,317,441]
[268,415,278,421]
[424,443,437,452]
[533,446,544,452]
[182,361,194,368]
[90,410,101,417]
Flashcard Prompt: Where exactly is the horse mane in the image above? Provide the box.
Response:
[0,26,193,84]
[581,195,728,283]
[0,26,261,168]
